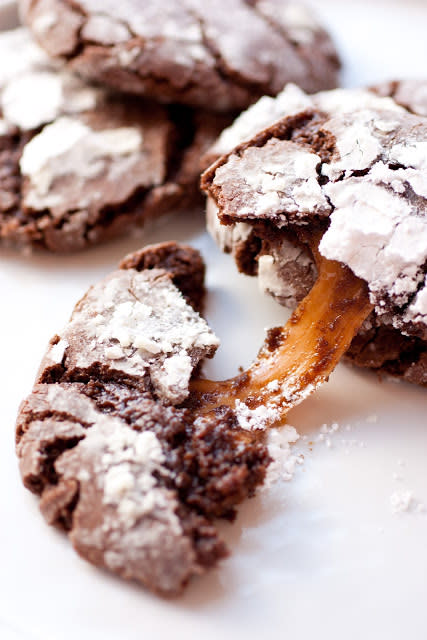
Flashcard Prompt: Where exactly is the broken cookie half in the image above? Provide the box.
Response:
[16,242,271,596]
[16,238,376,594]
[203,84,427,385]
[0,29,230,252]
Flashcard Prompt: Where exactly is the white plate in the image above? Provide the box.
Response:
[1,2,427,639]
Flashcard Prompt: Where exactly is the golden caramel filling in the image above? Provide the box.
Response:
[190,252,373,427]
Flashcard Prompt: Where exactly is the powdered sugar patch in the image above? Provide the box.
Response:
[264,425,303,487]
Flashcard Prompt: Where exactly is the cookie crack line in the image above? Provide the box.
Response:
[184,4,273,102]
[247,0,332,74]
[54,0,88,61]
[71,27,205,100]
[79,4,246,102]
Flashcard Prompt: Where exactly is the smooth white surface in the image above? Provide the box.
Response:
[1,2,427,639]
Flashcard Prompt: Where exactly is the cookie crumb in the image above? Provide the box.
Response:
[390,490,413,514]
[234,400,280,431]
[366,414,378,424]
[265,426,302,486]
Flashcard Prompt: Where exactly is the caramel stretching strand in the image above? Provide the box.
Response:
[190,254,373,427]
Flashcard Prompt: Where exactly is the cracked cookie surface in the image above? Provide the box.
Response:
[0,28,230,252]
[16,242,269,595]
[203,86,427,385]
[19,0,340,111]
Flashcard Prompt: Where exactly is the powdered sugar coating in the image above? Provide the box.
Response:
[0,29,166,223]
[264,425,302,486]
[57,408,196,593]
[0,28,229,252]
[206,87,427,339]
[320,171,427,316]
[318,109,427,333]
[209,84,404,159]
[0,28,103,131]
[213,139,330,224]
[210,83,312,158]
[43,268,219,404]
[20,117,144,213]
[17,383,199,594]
[0,27,52,88]
[234,400,280,431]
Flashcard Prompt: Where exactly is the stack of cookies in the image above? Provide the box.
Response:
[1,0,339,251]
[10,0,427,598]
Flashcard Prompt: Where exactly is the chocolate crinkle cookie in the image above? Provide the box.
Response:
[19,0,340,112]
[0,28,230,252]
[16,242,269,596]
[202,84,427,385]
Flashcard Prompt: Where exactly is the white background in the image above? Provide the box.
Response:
[1,1,427,639]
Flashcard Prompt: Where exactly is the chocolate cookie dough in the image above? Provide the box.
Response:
[0,29,230,252]
[19,0,340,112]
[202,86,427,385]
[16,242,269,595]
